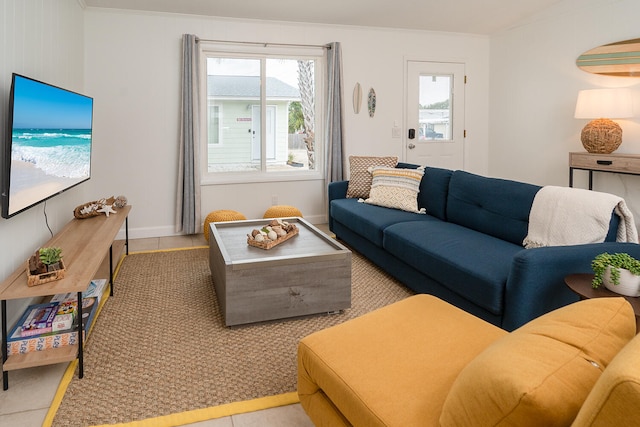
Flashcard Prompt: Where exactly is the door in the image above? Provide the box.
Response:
[406,61,465,169]
[251,105,276,161]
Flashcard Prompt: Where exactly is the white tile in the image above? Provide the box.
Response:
[158,235,199,249]
[181,415,234,426]
[0,407,50,427]
[193,234,208,247]
[126,237,159,252]
[0,363,67,416]
[232,404,314,427]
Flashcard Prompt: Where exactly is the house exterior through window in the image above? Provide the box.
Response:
[200,46,324,183]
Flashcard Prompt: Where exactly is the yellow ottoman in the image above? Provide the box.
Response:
[263,205,303,219]
[204,210,246,242]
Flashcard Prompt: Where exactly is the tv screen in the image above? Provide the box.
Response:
[1,73,93,219]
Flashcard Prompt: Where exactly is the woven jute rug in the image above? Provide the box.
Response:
[48,247,414,426]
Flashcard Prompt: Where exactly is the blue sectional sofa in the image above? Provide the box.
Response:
[329,163,640,331]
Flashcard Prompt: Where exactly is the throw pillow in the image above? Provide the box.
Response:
[361,166,425,214]
[346,156,398,199]
[439,297,636,427]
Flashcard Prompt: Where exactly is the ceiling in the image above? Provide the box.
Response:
[82,0,565,35]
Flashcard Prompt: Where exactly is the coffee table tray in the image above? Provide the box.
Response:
[246,225,299,250]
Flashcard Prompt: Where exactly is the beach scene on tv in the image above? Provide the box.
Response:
[8,76,93,216]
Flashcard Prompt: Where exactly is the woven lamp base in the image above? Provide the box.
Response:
[581,118,622,154]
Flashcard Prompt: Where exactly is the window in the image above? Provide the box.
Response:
[200,45,324,183]
[418,74,451,141]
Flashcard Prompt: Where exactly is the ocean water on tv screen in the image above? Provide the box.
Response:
[12,128,91,179]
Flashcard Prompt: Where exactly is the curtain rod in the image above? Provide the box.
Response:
[196,37,331,49]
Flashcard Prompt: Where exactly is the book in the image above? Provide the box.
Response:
[7,297,98,355]
[84,279,109,301]
[49,278,109,304]
[56,300,77,316]
[52,313,74,332]
[19,303,59,337]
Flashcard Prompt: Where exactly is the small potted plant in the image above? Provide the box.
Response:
[27,247,66,286]
[591,252,640,297]
[39,247,64,271]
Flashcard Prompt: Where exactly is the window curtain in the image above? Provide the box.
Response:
[326,42,344,182]
[176,34,202,234]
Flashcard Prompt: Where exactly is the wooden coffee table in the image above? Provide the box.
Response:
[208,217,352,326]
[565,273,640,333]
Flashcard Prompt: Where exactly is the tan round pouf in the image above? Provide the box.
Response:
[263,205,303,219]
[204,210,247,242]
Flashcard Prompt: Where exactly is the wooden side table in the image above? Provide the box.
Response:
[565,273,640,333]
[569,152,640,190]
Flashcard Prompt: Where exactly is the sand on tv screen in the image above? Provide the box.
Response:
[2,74,93,218]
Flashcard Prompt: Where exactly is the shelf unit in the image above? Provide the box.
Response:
[0,205,131,390]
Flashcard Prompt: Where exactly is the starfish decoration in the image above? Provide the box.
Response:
[97,204,117,217]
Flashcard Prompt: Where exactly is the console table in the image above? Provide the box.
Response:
[569,152,640,189]
[0,205,131,390]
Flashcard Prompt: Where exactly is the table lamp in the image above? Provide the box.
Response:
[574,88,633,153]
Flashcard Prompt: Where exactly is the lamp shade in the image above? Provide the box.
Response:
[574,88,633,119]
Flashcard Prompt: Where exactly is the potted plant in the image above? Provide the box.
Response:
[27,247,66,286]
[591,252,640,297]
[39,247,64,271]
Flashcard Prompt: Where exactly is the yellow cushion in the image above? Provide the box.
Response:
[298,295,507,426]
[572,331,640,426]
[440,297,636,427]
[262,205,302,219]
[203,210,246,242]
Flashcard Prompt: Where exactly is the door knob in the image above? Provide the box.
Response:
[408,143,415,149]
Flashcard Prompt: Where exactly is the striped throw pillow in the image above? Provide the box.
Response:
[361,166,425,213]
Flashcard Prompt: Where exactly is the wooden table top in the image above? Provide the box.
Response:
[565,273,640,316]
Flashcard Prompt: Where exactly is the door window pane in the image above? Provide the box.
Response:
[418,74,451,141]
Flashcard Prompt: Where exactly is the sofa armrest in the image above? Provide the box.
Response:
[328,180,349,202]
[502,242,640,331]
[328,181,349,231]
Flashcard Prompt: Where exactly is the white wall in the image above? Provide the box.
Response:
[0,0,86,327]
[84,9,490,237]
[490,0,640,223]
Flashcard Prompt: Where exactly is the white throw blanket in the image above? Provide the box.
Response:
[523,186,639,248]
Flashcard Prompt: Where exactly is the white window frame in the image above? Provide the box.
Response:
[199,43,325,185]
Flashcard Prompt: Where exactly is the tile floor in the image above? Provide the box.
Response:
[0,231,320,427]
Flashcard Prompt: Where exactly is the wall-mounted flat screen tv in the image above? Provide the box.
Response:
[1,73,93,219]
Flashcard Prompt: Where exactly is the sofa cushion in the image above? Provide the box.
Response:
[397,163,452,221]
[362,166,425,213]
[331,198,438,247]
[383,221,522,315]
[346,155,398,199]
[440,297,636,427]
[298,295,507,427]
[447,170,540,245]
[572,330,640,426]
